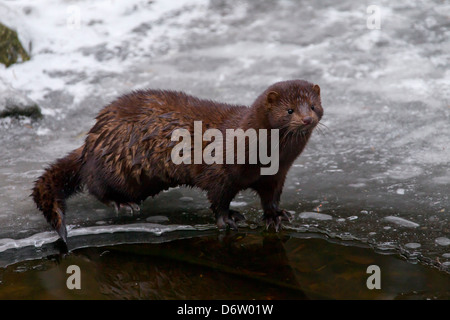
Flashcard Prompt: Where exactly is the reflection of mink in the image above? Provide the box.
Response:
[32,80,323,243]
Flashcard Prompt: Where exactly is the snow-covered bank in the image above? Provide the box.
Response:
[0,0,209,106]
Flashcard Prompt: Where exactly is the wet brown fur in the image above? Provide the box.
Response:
[32,80,323,242]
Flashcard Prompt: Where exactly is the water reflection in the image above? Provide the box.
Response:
[0,232,448,299]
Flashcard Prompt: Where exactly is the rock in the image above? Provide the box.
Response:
[0,22,30,67]
[0,79,42,119]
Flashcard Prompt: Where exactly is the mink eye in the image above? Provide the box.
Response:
[287,109,294,114]
[311,105,315,111]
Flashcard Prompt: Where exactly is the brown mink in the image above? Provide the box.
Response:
[32,80,323,243]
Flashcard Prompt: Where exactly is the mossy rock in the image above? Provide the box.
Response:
[0,22,30,67]
[0,101,42,119]
[0,79,42,119]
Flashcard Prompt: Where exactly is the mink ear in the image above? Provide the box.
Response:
[312,84,320,96]
[267,91,279,105]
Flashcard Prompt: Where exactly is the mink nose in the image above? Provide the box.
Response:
[302,116,313,125]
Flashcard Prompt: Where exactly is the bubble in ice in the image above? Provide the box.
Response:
[432,175,450,185]
[36,127,51,136]
[405,242,421,249]
[230,201,248,207]
[435,237,450,246]
[299,212,333,221]
[28,214,42,221]
[384,216,419,228]
[385,165,424,180]
[349,183,366,188]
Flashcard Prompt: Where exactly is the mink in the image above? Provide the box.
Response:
[32,80,323,243]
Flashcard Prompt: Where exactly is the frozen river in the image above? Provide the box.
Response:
[0,0,449,274]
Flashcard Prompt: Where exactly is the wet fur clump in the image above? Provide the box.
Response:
[32,80,323,242]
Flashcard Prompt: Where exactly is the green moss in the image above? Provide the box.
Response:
[0,22,30,67]
[0,104,42,119]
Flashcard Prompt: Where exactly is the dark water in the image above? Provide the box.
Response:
[0,232,448,300]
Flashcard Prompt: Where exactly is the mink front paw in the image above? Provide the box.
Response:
[263,209,292,232]
[216,209,246,231]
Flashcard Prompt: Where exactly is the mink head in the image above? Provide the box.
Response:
[258,80,323,132]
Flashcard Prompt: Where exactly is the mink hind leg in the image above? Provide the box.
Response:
[83,170,152,214]
[85,179,134,212]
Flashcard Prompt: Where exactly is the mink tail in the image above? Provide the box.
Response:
[32,146,84,243]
